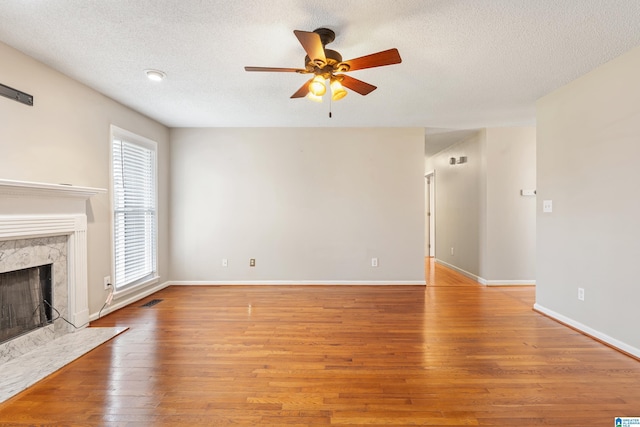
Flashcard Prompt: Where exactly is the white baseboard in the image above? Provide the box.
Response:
[434,259,535,286]
[74,309,90,329]
[89,280,171,321]
[534,303,640,359]
[169,280,426,286]
[485,280,536,286]
[434,259,482,282]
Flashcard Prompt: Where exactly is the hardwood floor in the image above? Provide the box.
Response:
[425,257,478,286]
[2,266,640,425]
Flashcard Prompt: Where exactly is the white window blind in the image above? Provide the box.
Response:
[112,132,157,290]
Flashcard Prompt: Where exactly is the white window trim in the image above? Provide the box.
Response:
[109,125,159,295]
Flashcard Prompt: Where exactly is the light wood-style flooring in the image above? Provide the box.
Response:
[1,262,639,426]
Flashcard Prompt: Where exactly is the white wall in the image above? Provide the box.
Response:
[536,44,640,356]
[425,127,536,284]
[170,127,425,283]
[0,42,171,315]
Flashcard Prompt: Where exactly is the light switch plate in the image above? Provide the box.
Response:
[543,200,553,213]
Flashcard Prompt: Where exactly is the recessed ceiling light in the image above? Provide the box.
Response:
[144,69,166,82]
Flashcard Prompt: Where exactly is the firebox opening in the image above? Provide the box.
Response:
[0,264,53,344]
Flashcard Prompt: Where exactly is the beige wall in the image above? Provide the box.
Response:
[169,127,425,283]
[0,42,171,316]
[536,44,640,356]
[425,127,536,283]
[485,127,536,282]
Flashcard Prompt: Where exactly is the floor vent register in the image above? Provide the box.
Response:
[140,299,163,308]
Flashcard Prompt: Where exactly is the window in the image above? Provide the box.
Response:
[111,126,158,291]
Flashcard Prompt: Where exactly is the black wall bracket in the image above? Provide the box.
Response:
[0,83,34,106]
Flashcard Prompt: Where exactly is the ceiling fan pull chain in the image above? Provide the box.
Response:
[329,96,332,118]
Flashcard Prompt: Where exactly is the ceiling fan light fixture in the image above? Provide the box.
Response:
[307,92,323,102]
[309,75,326,96]
[330,78,347,101]
[145,69,166,82]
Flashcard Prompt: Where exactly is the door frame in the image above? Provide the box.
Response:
[425,171,436,257]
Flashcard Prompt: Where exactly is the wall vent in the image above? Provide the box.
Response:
[0,83,33,106]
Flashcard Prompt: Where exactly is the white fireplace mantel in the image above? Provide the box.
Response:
[0,178,105,199]
[0,178,106,329]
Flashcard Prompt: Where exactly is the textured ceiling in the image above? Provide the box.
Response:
[1,1,640,134]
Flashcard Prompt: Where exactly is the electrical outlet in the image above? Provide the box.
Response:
[103,276,111,290]
[543,200,553,213]
[222,258,228,267]
[578,288,585,301]
[371,257,378,267]
[250,258,255,267]
[450,247,454,256]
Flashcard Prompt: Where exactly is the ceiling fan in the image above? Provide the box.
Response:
[244,28,402,102]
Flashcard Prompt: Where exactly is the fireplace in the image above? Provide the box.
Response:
[0,179,104,363]
[0,264,53,344]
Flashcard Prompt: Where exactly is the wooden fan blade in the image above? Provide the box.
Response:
[291,78,313,98]
[294,30,326,64]
[343,48,402,71]
[245,66,306,73]
[339,75,377,96]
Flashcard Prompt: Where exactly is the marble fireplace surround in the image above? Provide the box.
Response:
[0,179,105,362]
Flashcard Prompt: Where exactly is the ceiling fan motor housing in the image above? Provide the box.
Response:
[305,49,349,76]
